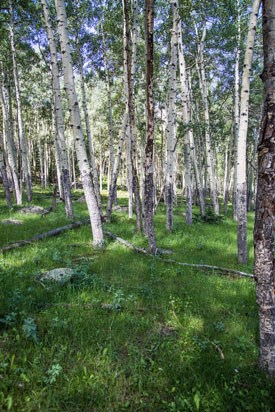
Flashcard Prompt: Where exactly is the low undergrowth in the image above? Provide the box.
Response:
[0,188,274,411]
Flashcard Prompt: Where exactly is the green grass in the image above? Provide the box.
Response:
[0,188,274,411]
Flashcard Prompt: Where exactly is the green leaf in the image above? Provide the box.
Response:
[194,391,200,411]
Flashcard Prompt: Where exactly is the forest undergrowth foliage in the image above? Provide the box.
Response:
[0,188,274,411]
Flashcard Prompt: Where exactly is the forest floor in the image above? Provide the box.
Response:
[0,187,274,412]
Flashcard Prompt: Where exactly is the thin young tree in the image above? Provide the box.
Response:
[54,0,104,247]
[254,0,275,376]
[41,0,74,219]
[123,0,143,231]
[9,0,32,202]
[143,0,156,253]
[237,0,261,263]
[166,0,178,231]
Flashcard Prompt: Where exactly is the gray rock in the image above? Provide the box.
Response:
[39,268,75,283]
[1,219,23,225]
[20,206,45,214]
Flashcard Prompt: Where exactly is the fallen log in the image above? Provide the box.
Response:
[1,221,254,279]
[104,231,254,279]
[1,219,89,252]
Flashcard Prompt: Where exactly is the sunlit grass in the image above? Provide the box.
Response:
[0,189,274,411]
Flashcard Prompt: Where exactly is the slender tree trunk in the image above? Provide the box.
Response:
[9,0,32,203]
[123,0,143,231]
[143,0,156,253]
[176,0,192,224]
[0,70,22,205]
[254,0,275,376]
[101,24,115,199]
[237,0,260,263]
[187,72,205,216]
[166,0,178,231]
[233,0,241,220]
[224,133,233,214]
[54,0,103,247]
[41,0,74,218]
[0,133,12,209]
[78,55,101,212]
[194,18,219,215]
[106,110,128,219]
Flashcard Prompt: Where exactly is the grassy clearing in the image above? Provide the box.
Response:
[0,188,274,411]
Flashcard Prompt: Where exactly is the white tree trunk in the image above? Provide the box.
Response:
[233,0,241,220]
[41,0,74,218]
[176,0,192,224]
[165,0,178,231]
[0,70,21,205]
[194,18,219,215]
[123,0,142,230]
[54,0,103,247]
[78,56,101,212]
[236,0,260,263]
[9,0,32,202]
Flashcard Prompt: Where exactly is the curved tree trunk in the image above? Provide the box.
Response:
[54,0,103,247]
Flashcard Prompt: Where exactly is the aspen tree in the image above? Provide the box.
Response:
[41,0,74,219]
[237,0,260,263]
[254,0,275,376]
[54,0,104,247]
[101,22,115,198]
[194,17,219,216]
[175,0,192,224]
[166,0,178,231]
[0,133,12,209]
[123,0,143,231]
[9,0,32,202]
[233,0,241,219]
[78,54,101,212]
[143,0,156,253]
[0,70,21,205]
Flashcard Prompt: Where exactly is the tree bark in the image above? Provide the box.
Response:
[165,0,178,231]
[194,18,219,216]
[123,0,143,231]
[41,0,74,219]
[9,0,32,202]
[106,110,128,220]
[143,0,156,253]
[233,0,241,220]
[0,133,12,209]
[54,0,104,247]
[0,68,22,205]
[254,0,275,376]
[176,0,193,224]
[237,0,260,263]
[78,54,101,212]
